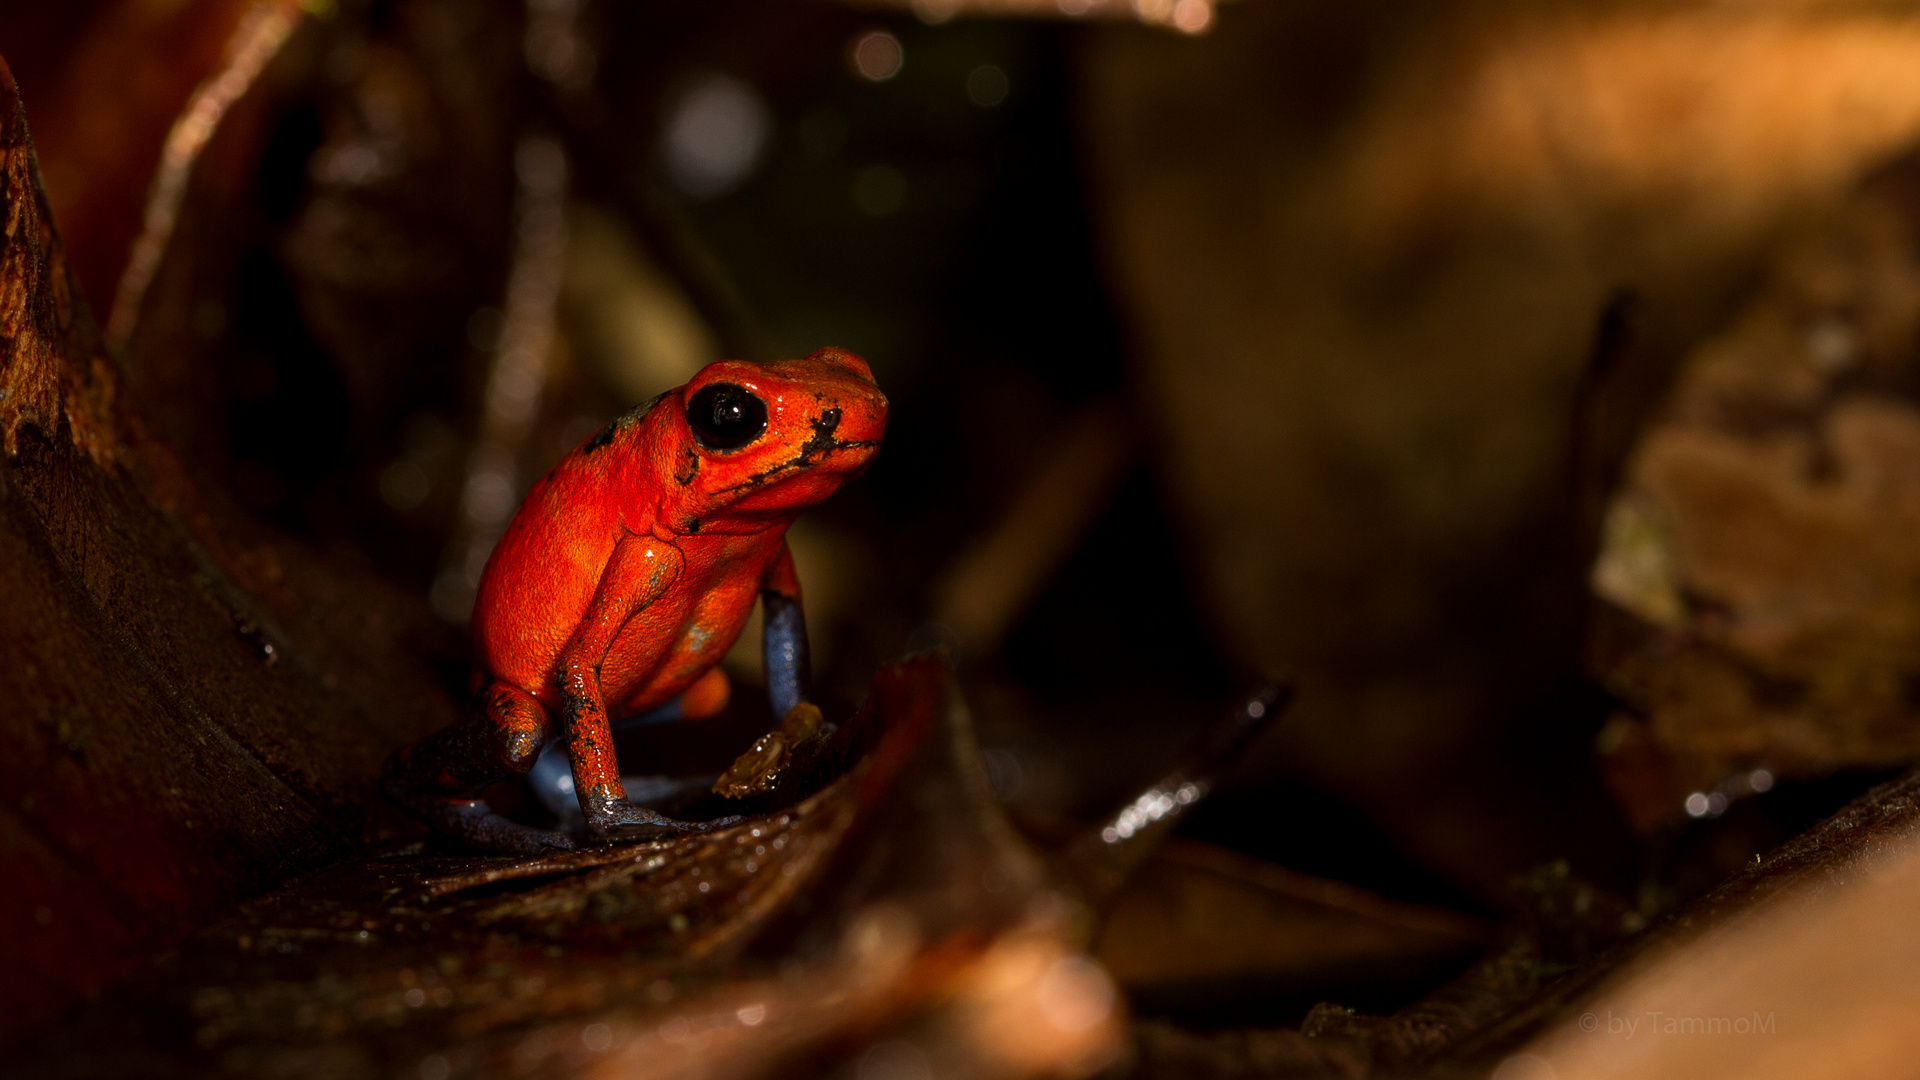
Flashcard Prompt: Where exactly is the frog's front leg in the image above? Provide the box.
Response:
[527,667,731,824]
[557,536,732,839]
[761,540,811,718]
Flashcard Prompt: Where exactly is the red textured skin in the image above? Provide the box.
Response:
[472,348,886,720]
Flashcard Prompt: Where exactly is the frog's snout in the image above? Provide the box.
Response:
[823,392,888,450]
[772,346,888,448]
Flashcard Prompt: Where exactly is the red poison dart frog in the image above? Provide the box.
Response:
[386,348,887,852]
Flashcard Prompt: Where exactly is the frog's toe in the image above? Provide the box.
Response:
[579,791,741,841]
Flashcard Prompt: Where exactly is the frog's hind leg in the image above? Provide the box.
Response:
[526,668,733,824]
[384,681,575,854]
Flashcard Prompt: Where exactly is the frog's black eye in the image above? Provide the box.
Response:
[686,383,768,451]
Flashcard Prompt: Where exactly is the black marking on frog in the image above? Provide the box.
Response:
[583,391,670,456]
[716,408,877,494]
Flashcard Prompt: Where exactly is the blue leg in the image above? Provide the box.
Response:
[527,699,684,824]
[763,589,811,720]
